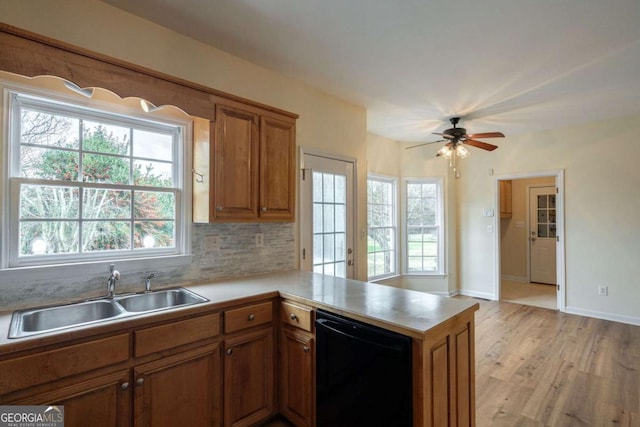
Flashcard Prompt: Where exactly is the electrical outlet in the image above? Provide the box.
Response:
[255,233,264,247]
[205,235,219,250]
[598,285,608,296]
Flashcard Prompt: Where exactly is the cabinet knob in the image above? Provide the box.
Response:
[227,348,233,355]
[261,206,267,212]
[120,382,129,390]
[216,206,223,212]
[290,313,297,321]
[248,314,255,321]
[303,346,310,353]
[136,378,144,386]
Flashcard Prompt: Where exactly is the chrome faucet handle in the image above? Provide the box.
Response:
[145,273,155,293]
[107,264,120,298]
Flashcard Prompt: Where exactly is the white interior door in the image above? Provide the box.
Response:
[300,153,355,278]
[529,186,557,284]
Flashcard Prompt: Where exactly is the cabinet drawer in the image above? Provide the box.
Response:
[280,301,314,332]
[0,334,129,395]
[224,301,273,334]
[135,313,220,357]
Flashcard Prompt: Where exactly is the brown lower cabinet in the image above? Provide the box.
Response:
[223,327,274,427]
[0,296,477,427]
[280,327,314,427]
[10,370,131,427]
[134,343,222,427]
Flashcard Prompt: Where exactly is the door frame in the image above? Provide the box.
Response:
[298,147,359,278]
[493,169,565,311]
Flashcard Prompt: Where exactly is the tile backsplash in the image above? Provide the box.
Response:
[0,222,295,311]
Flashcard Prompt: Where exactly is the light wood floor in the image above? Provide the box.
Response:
[472,297,640,426]
[501,279,557,310]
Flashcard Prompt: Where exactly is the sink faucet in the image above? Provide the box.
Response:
[145,273,155,293]
[106,264,120,299]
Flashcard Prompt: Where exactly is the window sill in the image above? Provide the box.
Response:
[402,273,447,279]
[368,274,401,283]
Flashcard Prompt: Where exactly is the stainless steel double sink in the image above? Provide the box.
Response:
[8,288,208,339]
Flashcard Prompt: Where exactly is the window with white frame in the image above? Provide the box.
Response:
[367,176,397,279]
[404,178,444,275]
[4,90,185,268]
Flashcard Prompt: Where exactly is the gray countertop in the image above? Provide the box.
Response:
[0,270,479,354]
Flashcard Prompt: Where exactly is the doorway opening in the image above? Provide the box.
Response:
[495,171,565,311]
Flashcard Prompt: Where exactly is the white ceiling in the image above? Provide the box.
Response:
[103,0,640,142]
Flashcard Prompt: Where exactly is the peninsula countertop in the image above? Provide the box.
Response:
[0,270,479,354]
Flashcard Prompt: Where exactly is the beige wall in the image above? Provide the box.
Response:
[500,177,555,280]
[458,114,640,323]
[0,0,369,280]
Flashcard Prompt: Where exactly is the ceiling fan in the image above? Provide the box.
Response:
[406,117,505,158]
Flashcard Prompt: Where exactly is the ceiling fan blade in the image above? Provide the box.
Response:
[432,132,455,139]
[464,139,498,151]
[405,139,446,150]
[467,132,505,139]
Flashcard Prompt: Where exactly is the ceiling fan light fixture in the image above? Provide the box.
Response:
[456,145,469,158]
[437,145,453,158]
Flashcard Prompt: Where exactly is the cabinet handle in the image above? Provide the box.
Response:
[216,206,223,212]
[136,378,144,386]
[248,314,255,321]
[261,206,267,212]
[290,313,297,321]
[121,382,129,390]
[227,348,233,355]
[303,346,309,353]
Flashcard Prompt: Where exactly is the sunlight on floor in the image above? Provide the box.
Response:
[501,279,556,310]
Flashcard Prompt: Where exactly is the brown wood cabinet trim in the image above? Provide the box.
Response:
[0,23,298,120]
[0,334,129,395]
[134,313,220,357]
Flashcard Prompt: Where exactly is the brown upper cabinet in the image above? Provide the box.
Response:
[194,99,296,223]
[500,180,513,219]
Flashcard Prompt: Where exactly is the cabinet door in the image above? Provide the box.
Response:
[259,116,295,221]
[134,343,222,427]
[224,328,274,427]
[213,103,259,220]
[10,370,131,427]
[280,328,314,427]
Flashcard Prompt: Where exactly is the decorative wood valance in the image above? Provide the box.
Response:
[0,23,298,121]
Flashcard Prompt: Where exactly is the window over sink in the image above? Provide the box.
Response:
[1,75,192,269]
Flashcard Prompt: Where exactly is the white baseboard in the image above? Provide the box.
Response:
[501,275,528,283]
[427,290,460,297]
[459,289,496,301]
[565,306,640,326]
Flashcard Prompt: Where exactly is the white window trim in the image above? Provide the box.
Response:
[402,177,445,276]
[0,79,193,274]
[367,174,399,281]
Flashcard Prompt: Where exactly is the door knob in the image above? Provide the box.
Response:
[136,378,144,386]
[348,260,354,266]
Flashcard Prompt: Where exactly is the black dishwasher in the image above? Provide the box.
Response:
[315,310,412,427]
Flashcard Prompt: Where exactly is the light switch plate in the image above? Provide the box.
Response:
[483,208,495,217]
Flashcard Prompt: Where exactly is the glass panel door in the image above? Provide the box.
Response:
[300,153,354,278]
